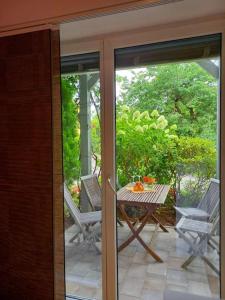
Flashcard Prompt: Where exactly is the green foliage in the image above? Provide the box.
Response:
[176,137,216,206]
[91,116,101,169]
[177,136,216,178]
[117,62,217,141]
[116,106,179,186]
[61,76,80,184]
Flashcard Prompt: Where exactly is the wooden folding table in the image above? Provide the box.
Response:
[117,184,170,262]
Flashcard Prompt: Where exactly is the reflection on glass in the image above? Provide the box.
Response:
[116,35,220,300]
[61,53,102,299]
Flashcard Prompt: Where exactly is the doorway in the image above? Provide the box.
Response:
[60,7,224,300]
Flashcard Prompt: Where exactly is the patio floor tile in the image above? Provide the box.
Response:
[147,263,167,277]
[141,289,163,300]
[119,294,140,300]
[143,277,166,291]
[127,263,147,279]
[118,267,128,283]
[166,269,187,286]
[188,281,212,297]
[120,277,145,297]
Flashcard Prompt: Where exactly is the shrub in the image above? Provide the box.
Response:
[116,106,179,186]
[176,137,216,206]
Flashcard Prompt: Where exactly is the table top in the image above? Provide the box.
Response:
[117,184,170,206]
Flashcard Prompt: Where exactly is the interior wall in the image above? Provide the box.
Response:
[0,0,164,31]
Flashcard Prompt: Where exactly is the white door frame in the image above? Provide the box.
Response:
[61,14,225,300]
[61,38,118,300]
[103,15,225,300]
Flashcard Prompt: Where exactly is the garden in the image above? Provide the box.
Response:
[62,61,218,225]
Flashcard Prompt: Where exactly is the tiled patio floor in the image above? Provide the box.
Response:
[65,223,220,300]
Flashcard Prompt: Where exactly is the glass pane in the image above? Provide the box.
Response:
[61,53,102,299]
[115,35,221,300]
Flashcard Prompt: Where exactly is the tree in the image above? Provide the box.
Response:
[61,76,80,184]
[117,62,218,141]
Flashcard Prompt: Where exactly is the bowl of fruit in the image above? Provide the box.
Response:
[133,181,144,192]
[143,176,156,185]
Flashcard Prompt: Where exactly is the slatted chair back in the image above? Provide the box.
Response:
[208,200,220,238]
[81,174,101,210]
[64,183,83,233]
[198,178,219,216]
[211,213,220,233]
[209,198,220,221]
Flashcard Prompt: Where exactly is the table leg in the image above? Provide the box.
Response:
[118,204,163,262]
[118,205,149,251]
[151,214,169,232]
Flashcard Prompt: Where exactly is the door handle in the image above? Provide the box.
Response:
[107,177,117,196]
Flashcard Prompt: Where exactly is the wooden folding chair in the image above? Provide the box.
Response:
[176,213,219,275]
[81,174,102,211]
[81,174,124,226]
[175,178,219,221]
[64,183,101,253]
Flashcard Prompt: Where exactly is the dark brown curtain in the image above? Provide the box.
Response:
[0,29,61,300]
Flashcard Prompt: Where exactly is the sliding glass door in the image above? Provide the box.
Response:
[61,52,103,300]
[115,35,221,300]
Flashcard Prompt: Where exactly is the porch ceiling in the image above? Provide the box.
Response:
[60,0,225,43]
